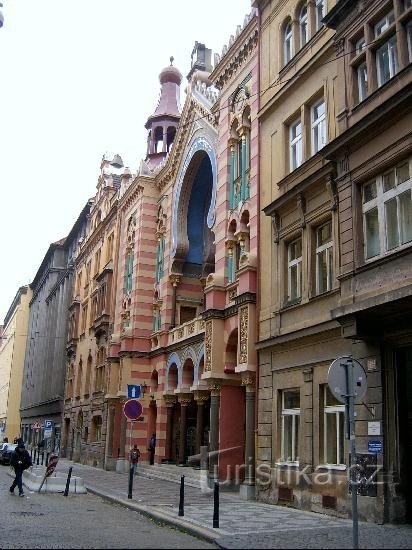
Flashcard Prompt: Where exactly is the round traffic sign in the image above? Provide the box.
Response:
[123,399,143,420]
[328,356,367,404]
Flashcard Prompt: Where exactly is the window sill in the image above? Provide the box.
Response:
[316,464,347,471]
[275,461,300,468]
[352,242,412,276]
[281,298,302,311]
[308,288,339,302]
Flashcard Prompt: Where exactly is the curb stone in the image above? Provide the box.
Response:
[85,485,221,546]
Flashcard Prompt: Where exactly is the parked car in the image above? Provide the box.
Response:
[0,443,17,465]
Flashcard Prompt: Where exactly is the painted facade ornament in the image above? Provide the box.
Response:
[239,306,249,364]
[205,321,213,372]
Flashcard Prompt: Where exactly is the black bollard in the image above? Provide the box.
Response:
[63,466,73,497]
[46,452,50,466]
[30,449,33,460]
[213,482,219,528]
[34,449,37,465]
[41,452,44,466]
[128,466,134,500]
[36,450,40,466]
[178,476,185,517]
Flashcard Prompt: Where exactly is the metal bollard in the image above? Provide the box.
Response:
[41,452,44,466]
[63,466,73,497]
[36,450,40,466]
[34,449,37,465]
[128,466,134,500]
[46,452,50,467]
[178,476,185,517]
[213,482,219,528]
[30,449,33,460]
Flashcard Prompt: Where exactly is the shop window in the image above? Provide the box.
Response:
[315,221,333,294]
[280,389,300,464]
[362,160,412,260]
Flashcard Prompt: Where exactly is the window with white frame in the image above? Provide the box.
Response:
[284,22,293,64]
[362,160,412,260]
[407,21,412,61]
[315,0,326,30]
[289,119,303,170]
[355,36,366,54]
[287,238,302,302]
[316,221,333,294]
[374,11,395,36]
[280,389,300,463]
[299,5,308,48]
[376,35,398,86]
[322,386,345,467]
[357,62,368,102]
[311,99,326,154]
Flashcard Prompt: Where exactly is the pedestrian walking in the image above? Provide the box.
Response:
[129,444,140,476]
[148,434,156,466]
[9,438,32,497]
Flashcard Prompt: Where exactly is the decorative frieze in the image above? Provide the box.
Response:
[239,306,249,364]
[205,321,213,372]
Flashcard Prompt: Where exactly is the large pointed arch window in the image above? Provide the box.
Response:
[229,106,251,210]
[155,236,165,283]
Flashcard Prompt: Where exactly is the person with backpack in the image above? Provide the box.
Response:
[129,444,140,476]
[9,438,32,497]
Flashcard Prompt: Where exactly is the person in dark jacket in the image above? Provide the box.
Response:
[9,439,32,497]
[148,434,156,466]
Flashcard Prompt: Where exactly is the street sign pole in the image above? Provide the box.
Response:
[345,358,359,550]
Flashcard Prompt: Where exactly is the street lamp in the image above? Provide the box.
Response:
[0,3,4,28]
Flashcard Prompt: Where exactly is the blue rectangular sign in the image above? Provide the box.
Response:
[368,440,383,454]
[44,420,53,429]
[127,385,141,399]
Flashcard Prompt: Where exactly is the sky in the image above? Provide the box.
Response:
[0,0,252,324]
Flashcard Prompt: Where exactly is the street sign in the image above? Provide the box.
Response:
[328,356,367,404]
[44,428,52,439]
[32,421,41,431]
[123,399,143,420]
[38,454,59,493]
[44,420,53,429]
[368,440,383,454]
[127,385,141,399]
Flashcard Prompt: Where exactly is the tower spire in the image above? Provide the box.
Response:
[145,58,182,170]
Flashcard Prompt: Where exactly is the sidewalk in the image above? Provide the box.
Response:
[53,459,412,549]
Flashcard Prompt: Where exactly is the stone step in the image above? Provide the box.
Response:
[136,464,205,489]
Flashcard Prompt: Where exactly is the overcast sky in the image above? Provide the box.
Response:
[0,0,252,323]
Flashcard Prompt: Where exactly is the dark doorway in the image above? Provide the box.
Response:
[397,347,412,522]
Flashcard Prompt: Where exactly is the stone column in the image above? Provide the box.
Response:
[194,391,209,456]
[241,374,256,500]
[104,404,116,470]
[178,396,191,465]
[169,275,180,329]
[164,396,176,463]
[208,383,221,482]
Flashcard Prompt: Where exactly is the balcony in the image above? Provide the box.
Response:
[92,313,111,338]
[168,316,205,346]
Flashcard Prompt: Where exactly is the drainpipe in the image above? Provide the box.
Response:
[255,5,262,466]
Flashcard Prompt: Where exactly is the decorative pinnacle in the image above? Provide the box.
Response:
[170,56,174,66]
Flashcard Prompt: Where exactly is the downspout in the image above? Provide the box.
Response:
[255,5,262,470]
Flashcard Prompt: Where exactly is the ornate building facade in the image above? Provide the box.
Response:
[61,155,129,467]
[101,11,259,497]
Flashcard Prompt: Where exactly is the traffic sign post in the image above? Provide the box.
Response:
[123,399,143,500]
[328,356,367,550]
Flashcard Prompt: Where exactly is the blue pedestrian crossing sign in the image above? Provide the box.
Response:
[127,385,141,399]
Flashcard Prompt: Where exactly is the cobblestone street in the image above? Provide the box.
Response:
[0,466,215,549]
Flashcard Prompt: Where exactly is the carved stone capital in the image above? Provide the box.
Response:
[194,390,210,403]
[169,274,181,287]
[163,395,177,407]
[208,381,222,397]
[178,394,193,406]
[241,372,256,390]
